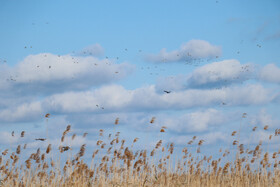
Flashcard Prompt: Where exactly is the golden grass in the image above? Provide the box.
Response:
[0,118,279,187]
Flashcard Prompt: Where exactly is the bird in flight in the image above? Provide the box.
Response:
[164,90,171,94]
[35,138,46,141]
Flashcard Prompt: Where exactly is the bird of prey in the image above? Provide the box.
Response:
[164,90,171,94]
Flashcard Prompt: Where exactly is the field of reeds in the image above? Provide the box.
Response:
[0,115,280,187]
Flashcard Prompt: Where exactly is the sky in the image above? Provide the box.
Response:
[0,0,280,160]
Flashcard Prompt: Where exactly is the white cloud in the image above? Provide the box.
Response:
[224,84,272,105]
[155,60,255,91]
[158,109,227,133]
[145,40,222,63]
[0,82,274,123]
[0,101,42,122]
[259,64,280,84]
[41,83,274,114]
[0,53,134,95]
[43,85,133,113]
[187,59,254,88]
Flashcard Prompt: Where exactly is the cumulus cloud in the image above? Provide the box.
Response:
[145,40,222,63]
[0,101,43,123]
[0,81,274,123]
[43,85,133,113]
[259,64,280,84]
[41,83,274,115]
[155,60,255,91]
[157,109,227,133]
[187,60,254,88]
[0,53,134,95]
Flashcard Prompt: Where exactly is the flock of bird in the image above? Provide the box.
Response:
[1,41,259,107]
[1,41,261,106]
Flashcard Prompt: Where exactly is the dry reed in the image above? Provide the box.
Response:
[0,119,279,187]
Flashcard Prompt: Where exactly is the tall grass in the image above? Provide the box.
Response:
[0,117,279,187]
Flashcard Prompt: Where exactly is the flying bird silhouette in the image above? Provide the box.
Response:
[164,90,171,94]
[35,138,46,141]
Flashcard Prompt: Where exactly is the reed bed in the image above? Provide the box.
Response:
[0,117,280,187]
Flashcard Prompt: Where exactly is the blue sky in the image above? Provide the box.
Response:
[0,0,280,159]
